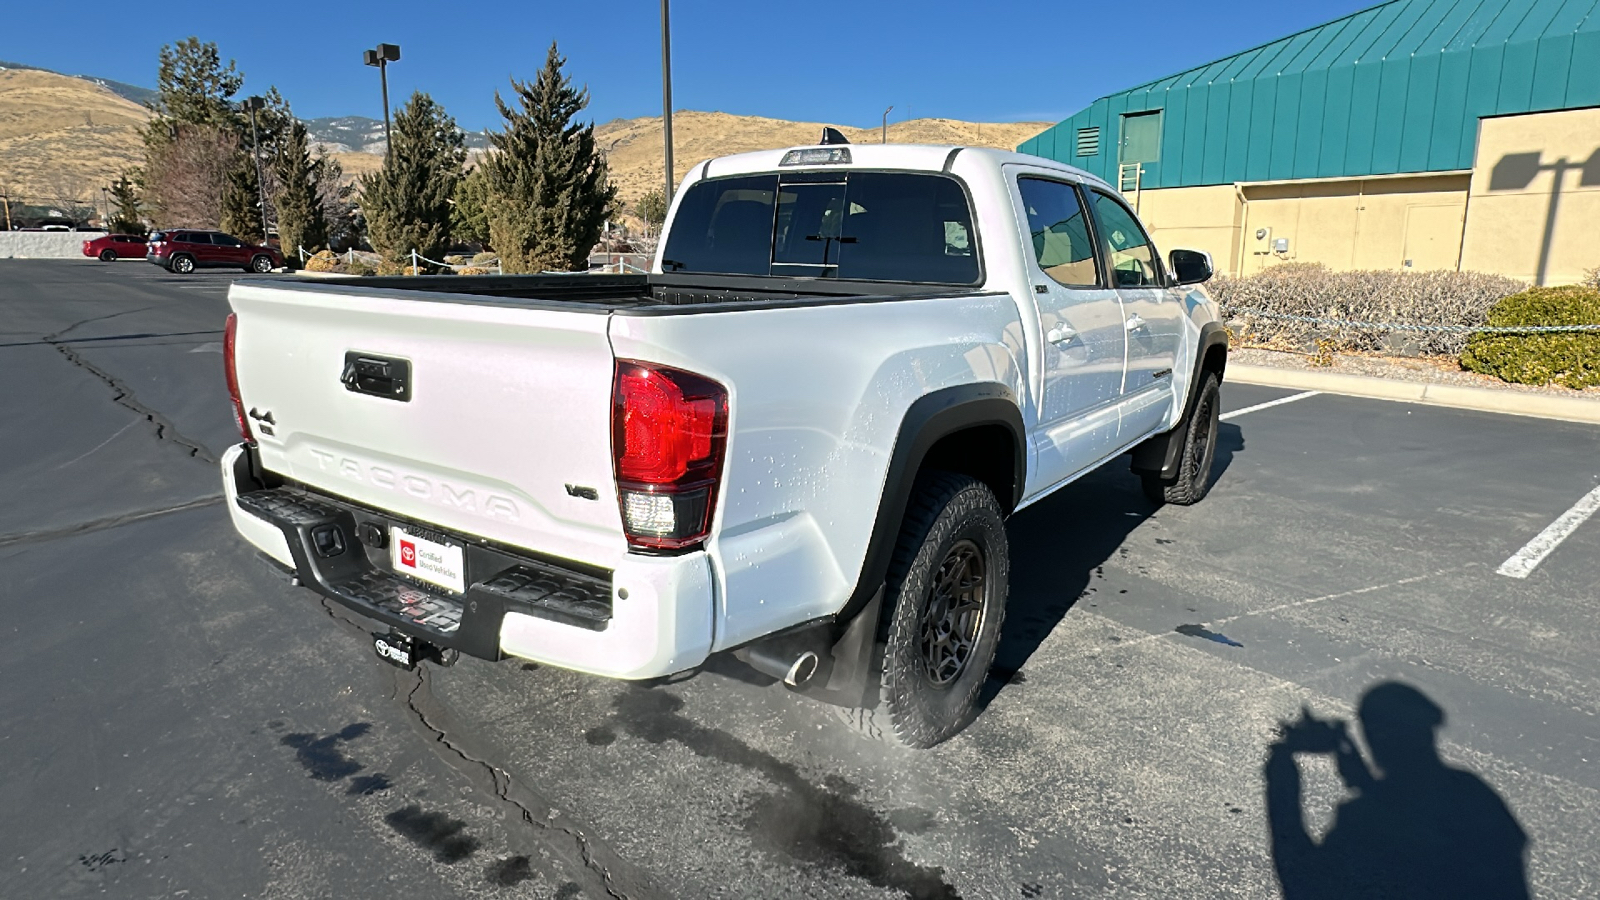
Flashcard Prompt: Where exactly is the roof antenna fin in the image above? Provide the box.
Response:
[819,127,850,146]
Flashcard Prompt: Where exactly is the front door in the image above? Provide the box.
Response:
[1087,190,1184,440]
[1012,173,1127,495]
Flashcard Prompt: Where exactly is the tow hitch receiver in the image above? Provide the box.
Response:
[374,632,418,669]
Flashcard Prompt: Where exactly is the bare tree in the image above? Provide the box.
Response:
[144,124,240,229]
[42,172,90,217]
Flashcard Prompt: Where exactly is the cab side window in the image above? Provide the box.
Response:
[1018,177,1099,288]
[1089,192,1161,287]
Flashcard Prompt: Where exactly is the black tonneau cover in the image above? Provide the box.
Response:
[240,272,991,316]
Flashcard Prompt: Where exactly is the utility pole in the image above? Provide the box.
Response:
[661,0,674,201]
[100,186,110,229]
[364,44,401,159]
[244,96,269,239]
[883,105,894,144]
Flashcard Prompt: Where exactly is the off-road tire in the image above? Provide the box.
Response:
[836,471,1009,749]
[248,254,273,273]
[1140,372,1221,506]
[98,248,116,262]
[171,254,195,274]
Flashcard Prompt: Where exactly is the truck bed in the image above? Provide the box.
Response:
[247,272,987,315]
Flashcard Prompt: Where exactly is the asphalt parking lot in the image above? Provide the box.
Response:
[3,259,1597,899]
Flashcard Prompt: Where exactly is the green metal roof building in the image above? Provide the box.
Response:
[1019,0,1600,189]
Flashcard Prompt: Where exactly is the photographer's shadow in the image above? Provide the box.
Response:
[1266,682,1531,900]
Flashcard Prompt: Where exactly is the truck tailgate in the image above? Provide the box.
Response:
[228,281,624,565]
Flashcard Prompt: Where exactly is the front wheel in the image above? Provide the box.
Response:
[171,254,195,274]
[248,254,273,273]
[1140,372,1221,506]
[838,471,1009,749]
[98,248,116,262]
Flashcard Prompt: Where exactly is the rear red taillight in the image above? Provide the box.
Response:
[223,313,252,443]
[611,360,728,551]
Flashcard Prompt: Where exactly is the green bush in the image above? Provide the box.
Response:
[1211,263,1524,355]
[347,260,375,276]
[470,251,498,267]
[1460,285,1600,389]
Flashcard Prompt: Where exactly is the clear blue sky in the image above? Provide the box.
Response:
[4,0,1371,131]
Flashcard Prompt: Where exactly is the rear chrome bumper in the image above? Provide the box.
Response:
[221,443,714,678]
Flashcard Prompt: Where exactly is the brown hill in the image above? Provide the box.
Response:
[332,111,1050,210]
[595,111,1050,207]
[0,69,1050,221]
[0,68,151,205]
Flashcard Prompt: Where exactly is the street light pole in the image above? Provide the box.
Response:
[364,44,401,159]
[882,105,894,144]
[245,96,269,240]
[661,0,674,201]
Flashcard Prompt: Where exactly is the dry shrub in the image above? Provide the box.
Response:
[470,251,498,267]
[1210,263,1524,356]
[457,266,491,276]
[443,254,469,266]
[302,249,340,273]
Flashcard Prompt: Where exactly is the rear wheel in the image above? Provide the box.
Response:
[1140,372,1221,506]
[171,254,195,274]
[98,248,116,262]
[837,471,1009,749]
[248,254,273,273]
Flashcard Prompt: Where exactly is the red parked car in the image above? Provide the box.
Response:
[82,234,148,261]
[146,230,283,274]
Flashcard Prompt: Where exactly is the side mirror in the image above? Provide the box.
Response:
[1169,248,1213,285]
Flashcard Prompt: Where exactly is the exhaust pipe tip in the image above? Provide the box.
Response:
[784,651,820,687]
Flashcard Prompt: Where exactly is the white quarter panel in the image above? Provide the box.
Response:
[609,293,1026,650]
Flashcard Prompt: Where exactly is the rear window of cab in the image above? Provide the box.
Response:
[662,172,980,285]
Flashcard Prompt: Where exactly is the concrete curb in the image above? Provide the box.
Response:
[1227,364,1600,425]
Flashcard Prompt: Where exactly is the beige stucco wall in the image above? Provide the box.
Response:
[1133,185,1243,275]
[1460,106,1600,286]
[1236,174,1469,276]
[1132,176,1472,277]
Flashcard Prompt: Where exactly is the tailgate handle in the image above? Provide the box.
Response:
[341,353,411,402]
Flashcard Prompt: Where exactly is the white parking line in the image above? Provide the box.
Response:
[1496,484,1600,578]
[1219,390,1321,422]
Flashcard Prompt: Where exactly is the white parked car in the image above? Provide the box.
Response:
[220,140,1227,747]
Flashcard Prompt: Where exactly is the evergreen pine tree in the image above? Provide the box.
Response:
[483,43,616,273]
[273,120,327,258]
[108,175,144,235]
[360,92,466,267]
[221,161,264,243]
[451,165,492,247]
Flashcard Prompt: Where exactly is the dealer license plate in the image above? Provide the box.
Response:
[390,526,466,594]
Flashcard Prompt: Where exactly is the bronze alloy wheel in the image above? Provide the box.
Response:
[918,539,986,688]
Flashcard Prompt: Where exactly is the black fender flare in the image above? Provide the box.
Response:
[1130,320,1229,479]
[834,382,1026,626]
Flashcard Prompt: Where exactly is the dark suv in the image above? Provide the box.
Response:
[147,230,283,274]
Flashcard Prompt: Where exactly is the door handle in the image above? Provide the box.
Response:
[1046,325,1078,344]
[1125,314,1148,332]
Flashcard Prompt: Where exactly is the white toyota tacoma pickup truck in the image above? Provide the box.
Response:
[221,139,1227,748]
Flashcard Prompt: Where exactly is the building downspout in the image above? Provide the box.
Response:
[1233,183,1249,277]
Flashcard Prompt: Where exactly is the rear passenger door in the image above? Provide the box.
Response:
[1011,173,1128,494]
[181,232,214,265]
[1086,190,1184,440]
[211,233,248,266]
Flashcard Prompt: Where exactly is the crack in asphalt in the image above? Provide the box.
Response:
[0,495,224,548]
[44,333,219,464]
[394,666,655,900]
[300,595,659,899]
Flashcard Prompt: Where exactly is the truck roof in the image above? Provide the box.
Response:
[689,143,1115,193]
